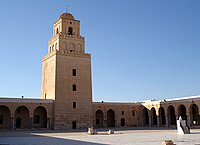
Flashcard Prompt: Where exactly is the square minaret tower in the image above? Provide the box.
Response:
[41,12,93,129]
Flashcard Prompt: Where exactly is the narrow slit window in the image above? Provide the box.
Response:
[73,84,76,91]
[132,111,135,116]
[72,69,76,76]
[73,102,76,108]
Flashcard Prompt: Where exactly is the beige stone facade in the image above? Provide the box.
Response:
[0,12,200,130]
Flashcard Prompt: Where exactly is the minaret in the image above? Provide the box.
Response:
[41,12,93,129]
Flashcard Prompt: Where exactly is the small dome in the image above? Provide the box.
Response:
[59,13,75,20]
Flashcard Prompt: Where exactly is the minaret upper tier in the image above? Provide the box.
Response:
[48,13,86,55]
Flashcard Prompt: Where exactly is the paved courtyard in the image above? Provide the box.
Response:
[0,128,200,145]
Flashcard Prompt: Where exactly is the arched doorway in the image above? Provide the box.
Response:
[178,105,187,120]
[143,108,149,126]
[190,104,200,126]
[33,106,47,128]
[0,105,11,129]
[151,108,157,126]
[16,118,21,128]
[95,110,104,128]
[167,105,176,125]
[121,118,125,127]
[15,106,30,129]
[107,109,115,127]
[159,107,166,126]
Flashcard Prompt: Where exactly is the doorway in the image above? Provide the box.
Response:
[72,121,76,129]
[16,117,21,128]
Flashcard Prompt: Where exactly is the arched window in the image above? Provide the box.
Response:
[55,43,57,50]
[68,27,73,35]
[56,28,59,34]
[132,110,135,116]
[52,45,54,51]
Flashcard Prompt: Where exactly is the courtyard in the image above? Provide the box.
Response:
[0,128,200,145]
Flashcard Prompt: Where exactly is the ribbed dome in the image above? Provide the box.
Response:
[59,13,75,20]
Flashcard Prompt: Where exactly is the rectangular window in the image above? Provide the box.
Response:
[73,84,76,91]
[122,111,124,115]
[34,115,40,124]
[73,102,76,108]
[72,69,76,76]
[0,115,3,124]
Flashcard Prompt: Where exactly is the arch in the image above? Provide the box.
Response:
[55,43,57,50]
[95,109,104,128]
[151,108,157,126]
[62,42,67,51]
[143,108,149,126]
[107,109,115,127]
[0,105,11,129]
[178,104,187,120]
[121,118,125,127]
[159,107,166,126]
[68,27,73,35]
[15,106,30,129]
[77,44,82,54]
[52,45,54,51]
[190,104,200,126]
[69,43,75,53]
[167,105,176,125]
[33,106,47,128]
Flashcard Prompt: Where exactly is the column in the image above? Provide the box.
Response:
[187,114,191,127]
[11,117,15,131]
[165,114,168,127]
[104,120,107,128]
[47,117,50,129]
[141,117,144,127]
[157,116,160,127]
[29,116,33,129]
[149,116,152,127]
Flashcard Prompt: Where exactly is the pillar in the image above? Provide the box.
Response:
[149,116,152,127]
[187,114,191,127]
[11,117,14,131]
[47,117,50,129]
[141,117,144,127]
[157,116,160,127]
[29,116,33,129]
[165,114,169,127]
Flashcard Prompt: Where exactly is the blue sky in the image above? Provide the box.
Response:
[0,0,200,102]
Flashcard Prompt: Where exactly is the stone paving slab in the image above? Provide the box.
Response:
[0,129,200,145]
